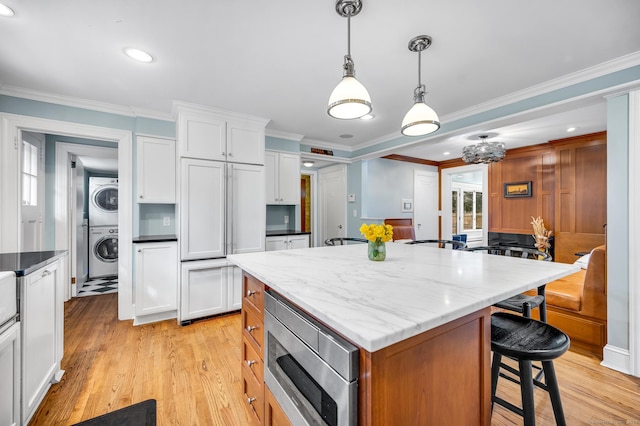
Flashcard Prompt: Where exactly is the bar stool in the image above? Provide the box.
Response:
[491,312,570,426]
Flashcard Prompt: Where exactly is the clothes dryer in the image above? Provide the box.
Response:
[89,226,118,279]
[89,177,118,227]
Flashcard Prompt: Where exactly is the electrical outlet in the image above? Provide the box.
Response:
[163,216,170,226]
[284,215,289,224]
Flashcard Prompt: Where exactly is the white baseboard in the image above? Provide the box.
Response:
[601,344,631,375]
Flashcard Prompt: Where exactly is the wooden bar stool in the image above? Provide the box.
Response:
[491,312,570,426]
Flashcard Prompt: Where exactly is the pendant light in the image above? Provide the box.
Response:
[327,0,372,120]
[401,35,440,136]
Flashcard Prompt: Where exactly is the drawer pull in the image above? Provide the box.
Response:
[246,325,259,333]
[246,359,256,367]
[247,397,256,405]
[246,289,256,297]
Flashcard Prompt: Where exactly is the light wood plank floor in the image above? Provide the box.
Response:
[30,293,640,425]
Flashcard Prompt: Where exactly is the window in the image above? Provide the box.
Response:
[452,185,482,234]
[22,140,38,206]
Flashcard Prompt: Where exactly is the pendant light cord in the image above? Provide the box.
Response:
[347,8,352,58]
[417,49,422,87]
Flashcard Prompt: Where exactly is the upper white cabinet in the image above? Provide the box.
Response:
[265,150,300,205]
[175,103,267,164]
[136,136,176,203]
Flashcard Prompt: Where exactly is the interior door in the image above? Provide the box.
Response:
[20,131,45,252]
[319,165,347,243]
[413,170,438,240]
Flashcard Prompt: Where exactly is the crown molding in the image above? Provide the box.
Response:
[351,51,640,153]
[171,100,270,126]
[0,84,173,121]
[300,137,355,152]
[266,128,304,142]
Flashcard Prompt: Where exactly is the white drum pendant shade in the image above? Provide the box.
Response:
[328,76,372,119]
[401,101,440,136]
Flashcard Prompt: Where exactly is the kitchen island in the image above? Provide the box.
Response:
[229,243,579,425]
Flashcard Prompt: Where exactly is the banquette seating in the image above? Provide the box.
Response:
[535,244,607,358]
[383,218,416,241]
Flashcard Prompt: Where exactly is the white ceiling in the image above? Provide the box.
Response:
[1,0,639,164]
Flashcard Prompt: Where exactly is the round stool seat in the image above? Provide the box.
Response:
[491,312,570,361]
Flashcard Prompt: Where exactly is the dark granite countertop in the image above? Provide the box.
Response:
[0,250,68,277]
[133,234,178,243]
[266,230,311,237]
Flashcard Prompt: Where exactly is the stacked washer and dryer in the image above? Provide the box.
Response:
[88,177,118,279]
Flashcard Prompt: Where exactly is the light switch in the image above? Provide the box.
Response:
[163,216,170,226]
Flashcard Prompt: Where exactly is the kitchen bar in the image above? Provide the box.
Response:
[229,243,579,425]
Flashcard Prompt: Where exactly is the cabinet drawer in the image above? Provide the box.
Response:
[265,384,293,426]
[243,306,264,351]
[242,337,264,384]
[243,274,264,314]
[242,364,264,425]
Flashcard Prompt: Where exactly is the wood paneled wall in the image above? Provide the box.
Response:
[439,131,607,263]
[552,132,607,262]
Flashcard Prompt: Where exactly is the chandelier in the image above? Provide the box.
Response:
[462,135,506,164]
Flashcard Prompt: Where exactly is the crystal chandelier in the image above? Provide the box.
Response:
[462,135,506,164]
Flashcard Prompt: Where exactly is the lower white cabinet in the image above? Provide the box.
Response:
[21,259,64,424]
[265,234,310,251]
[0,322,20,426]
[180,259,242,324]
[134,242,178,318]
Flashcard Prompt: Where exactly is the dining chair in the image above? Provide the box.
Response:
[324,237,368,246]
[406,239,467,250]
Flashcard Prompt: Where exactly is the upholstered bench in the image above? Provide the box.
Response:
[534,245,607,358]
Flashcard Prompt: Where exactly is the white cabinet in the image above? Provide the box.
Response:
[134,241,178,317]
[180,159,265,260]
[21,259,63,424]
[265,151,300,205]
[136,136,176,203]
[265,234,310,251]
[0,322,20,426]
[180,259,242,324]
[176,107,266,164]
[228,163,266,254]
[180,159,226,260]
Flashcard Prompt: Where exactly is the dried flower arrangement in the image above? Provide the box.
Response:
[531,216,552,253]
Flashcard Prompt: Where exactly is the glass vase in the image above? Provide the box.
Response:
[368,240,386,261]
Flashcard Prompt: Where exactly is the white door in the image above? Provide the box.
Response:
[319,165,347,243]
[180,259,228,322]
[20,131,45,252]
[74,158,87,290]
[413,170,439,240]
[180,159,225,260]
[228,163,265,254]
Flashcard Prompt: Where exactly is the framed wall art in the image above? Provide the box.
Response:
[504,181,532,198]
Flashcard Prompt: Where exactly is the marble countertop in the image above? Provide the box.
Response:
[228,243,579,352]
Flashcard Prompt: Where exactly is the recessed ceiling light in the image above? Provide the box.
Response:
[360,114,375,120]
[443,151,450,156]
[339,134,353,139]
[124,48,153,63]
[567,127,576,132]
[0,2,15,16]
[303,161,315,167]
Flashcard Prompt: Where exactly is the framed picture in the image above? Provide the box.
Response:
[401,198,413,212]
[504,181,532,198]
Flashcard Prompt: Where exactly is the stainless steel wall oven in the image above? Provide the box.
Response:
[264,290,359,426]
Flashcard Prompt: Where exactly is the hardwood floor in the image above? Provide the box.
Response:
[31,293,640,425]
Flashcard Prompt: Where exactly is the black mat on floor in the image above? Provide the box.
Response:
[72,399,156,426]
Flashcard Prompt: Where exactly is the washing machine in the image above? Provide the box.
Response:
[89,226,118,279]
[89,177,118,227]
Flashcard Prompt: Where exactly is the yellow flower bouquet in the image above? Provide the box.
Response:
[359,223,393,261]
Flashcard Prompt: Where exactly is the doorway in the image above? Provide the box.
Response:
[319,165,347,245]
[441,165,488,247]
[1,113,133,320]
